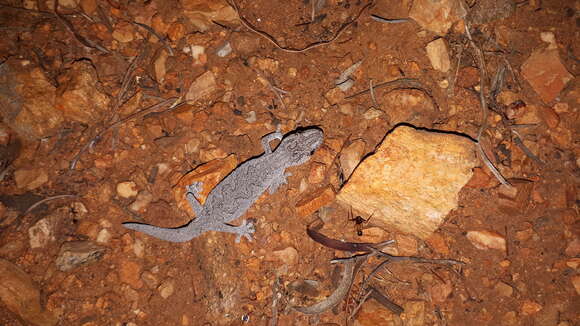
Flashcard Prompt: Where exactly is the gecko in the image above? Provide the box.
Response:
[122,127,324,243]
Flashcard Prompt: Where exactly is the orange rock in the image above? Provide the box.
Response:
[521,300,542,315]
[0,259,57,326]
[395,234,418,256]
[429,279,453,303]
[312,143,338,166]
[79,0,97,14]
[409,0,466,35]
[308,162,326,184]
[151,14,169,35]
[539,106,560,128]
[14,168,48,190]
[466,230,506,252]
[337,125,477,239]
[572,275,580,295]
[324,87,345,105]
[521,48,573,103]
[465,167,495,188]
[565,238,580,257]
[339,139,366,180]
[270,247,299,266]
[55,61,110,124]
[295,186,336,217]
[426,232,450,255]
[173,155,238,214]
[494,282,514,297]
[118,260,143,289]
[185,71,217,104]
[1,62,63,140]
[355,299,398,325]
[167,22,186,42]
[457,66,480,88]
[112,21,135,43]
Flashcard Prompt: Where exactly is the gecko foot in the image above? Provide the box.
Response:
[234,219,255,243]
[185,181,203,197]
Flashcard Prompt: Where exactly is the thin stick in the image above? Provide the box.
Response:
[348,288,373,320]
[270,277,280,326]
[23,195,78,216]
[368,287,404,315]
[293,255,359,314]
[346,78,440,112]
[465,24,511,186]
[228,0,373,53]
[370,15,408,24]
[53,3,109,54]
[511,130,544,166]
[70,97,184,169]
[132,21,174,56]
[449,41,465,97]
[369,79,378,107]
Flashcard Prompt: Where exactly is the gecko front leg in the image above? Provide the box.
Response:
[261,130,283,154]
[268,171,292,194]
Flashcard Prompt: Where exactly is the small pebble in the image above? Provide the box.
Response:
[117,181,138,198]
[158,279,175,299]
[216,41,232,57]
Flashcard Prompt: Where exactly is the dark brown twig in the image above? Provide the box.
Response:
[228,0,373,53]
[368,286,404,315]
[132,21,174,56]
[511,130,544,165]
[307,226,463,266]
[348,288,373,320]
[54,3,110,54]
[306,226,385,252]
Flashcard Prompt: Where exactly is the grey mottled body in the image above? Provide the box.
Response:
[123,128,324,243]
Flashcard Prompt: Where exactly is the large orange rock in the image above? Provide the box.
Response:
[0,259,57,326]
[337,125,477,239]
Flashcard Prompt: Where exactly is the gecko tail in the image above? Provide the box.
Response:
[122,221,198,243]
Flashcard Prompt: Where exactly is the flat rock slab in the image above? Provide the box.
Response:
[0,259,57,326]
[521,48,573,103]
[336,125,477,239]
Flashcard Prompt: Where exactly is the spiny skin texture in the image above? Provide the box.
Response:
[123,128,324,243]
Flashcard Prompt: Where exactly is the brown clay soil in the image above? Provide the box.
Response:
[0,0,578,325]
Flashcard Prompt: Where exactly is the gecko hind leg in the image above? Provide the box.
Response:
[185,182,204,216]
[210,220,255,243]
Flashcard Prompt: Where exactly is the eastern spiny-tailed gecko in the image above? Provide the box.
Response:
[122,127,324,242]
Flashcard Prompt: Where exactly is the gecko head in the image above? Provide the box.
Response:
[278,127,324,166]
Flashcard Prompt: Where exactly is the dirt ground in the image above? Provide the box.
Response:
[0,0,578,325]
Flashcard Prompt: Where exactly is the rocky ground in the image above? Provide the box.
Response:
[0,0,578,325]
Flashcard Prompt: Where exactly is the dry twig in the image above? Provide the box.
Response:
[23,195,79,216]
[132,21,174,56]
[70,97,184,169]
[465,25,511,186]
[228,0,373,53]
